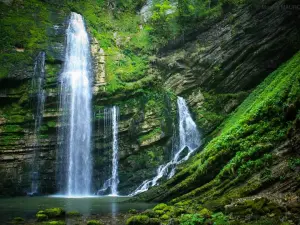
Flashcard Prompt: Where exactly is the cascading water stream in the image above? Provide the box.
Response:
[97,106,119,196]
[130,97,201,195]
[29,51,46,195]
[111,106,119,196]
[57,12,92,197]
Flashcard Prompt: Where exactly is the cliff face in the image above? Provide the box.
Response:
[0,0,176,196]
[154,0,300,135]
[130,0,300,221]
[0,1,67,195]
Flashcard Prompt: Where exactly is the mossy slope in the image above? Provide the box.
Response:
[136,51,300,209]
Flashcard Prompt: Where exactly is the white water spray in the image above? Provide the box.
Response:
[130,97,201,195]
[57,12,92,196]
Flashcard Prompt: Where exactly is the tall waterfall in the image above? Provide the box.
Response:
[130,97,201,195]
[57,12,92,196]
[97,106,119,196]
[29,51,46,195]
[111,106,119,196]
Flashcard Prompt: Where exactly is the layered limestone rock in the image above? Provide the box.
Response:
[153,0,300,134]
[91,38,107,93]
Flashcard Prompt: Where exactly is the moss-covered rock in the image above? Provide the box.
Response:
[43,221,66,225]
[36,213,48,221]
[129,209,138,214]
[126,215,161,225]
[199,208,212,219]
[153,203,168,211]
[44,208,65,218]
[12,217,25,223]
[66,211,81,217]
[87,220,104,225]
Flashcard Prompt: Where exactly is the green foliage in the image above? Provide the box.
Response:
[180,214,204,225]
[153,203,168,211]
[149,0,179,41]
[211,212,229,225]
[115,0,147,12]
[288,158,300,171]
[138,128,162,143]
[198,208,212,218]
[0,0,52,78]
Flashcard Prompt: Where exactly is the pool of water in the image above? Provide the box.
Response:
[0,196,155,223]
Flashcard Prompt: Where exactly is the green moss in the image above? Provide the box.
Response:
[126,215,149,225]
[47,121,57,128]
[0,134,22,145]
[199,208,212,218]
[194,91,249,135]
[66,211,81,217]
[43,221,66,225]
[37,208,65,218]
[3,125,23,133]
[126,215,161,225]
[6,115,25,124]
[87,220,104,225]
[36,213,48,221]
[0,0,53,79]
[160,214,170,220]
[137,51,300,209]
[138,128,162,143]
[12,217,25,223]
[129,209,138,214]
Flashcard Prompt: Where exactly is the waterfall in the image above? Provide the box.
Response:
[130,97,201,196]
[97,106,119,196]
[29,51,46,195]
[111,106,119,196]
[57,12,92,196]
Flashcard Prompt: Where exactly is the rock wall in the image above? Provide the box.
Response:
[155,0,300,135]
[0,1,177,196]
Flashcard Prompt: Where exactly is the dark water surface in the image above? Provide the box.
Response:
[0,196,155,223]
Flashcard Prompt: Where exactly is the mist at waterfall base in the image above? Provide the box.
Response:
[28,52,46,196]
[97,106,120,197]
[131,97,201,196]
[56,12,93,197]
